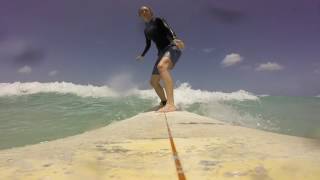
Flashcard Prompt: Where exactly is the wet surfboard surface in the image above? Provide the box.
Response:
[0,111,319,179]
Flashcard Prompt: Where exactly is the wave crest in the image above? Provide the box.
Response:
[0,82,259,102]
[136,82,258,105]
[0,81,118,97]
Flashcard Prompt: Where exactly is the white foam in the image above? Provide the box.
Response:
[0,81,118,97]
[258,94,270,97]
[0,82,259,103]
[135,82,259,105]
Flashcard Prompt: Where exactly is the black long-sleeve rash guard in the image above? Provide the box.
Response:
[141,17,178,57]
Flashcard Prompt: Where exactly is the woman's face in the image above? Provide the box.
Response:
[139,8,152,22]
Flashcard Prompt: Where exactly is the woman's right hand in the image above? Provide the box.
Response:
[136,55,144,62]
[173,39,185,50]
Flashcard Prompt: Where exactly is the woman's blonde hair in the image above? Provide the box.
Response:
[138,6,153,17]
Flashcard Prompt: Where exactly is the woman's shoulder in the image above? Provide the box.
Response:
[154,16,165,22]
[154,17,167,25]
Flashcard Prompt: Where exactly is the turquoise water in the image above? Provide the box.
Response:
[0,93,153,150]
[0,82,319,150]
[186,96,320,139]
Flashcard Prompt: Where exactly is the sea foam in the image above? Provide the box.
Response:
[0,81,118,97]
[0,82,259,103]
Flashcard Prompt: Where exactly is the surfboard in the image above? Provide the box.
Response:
[0,111,319,179]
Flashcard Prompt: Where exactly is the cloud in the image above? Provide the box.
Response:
[202,48,215,53]
[221,53,243,67]
[255,62,284,71]
[49,70,58,77]
[0,37,45,66]
[14,47,45,66]
[17,65,32,74]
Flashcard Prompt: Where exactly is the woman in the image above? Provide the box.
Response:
[136,6,185,113]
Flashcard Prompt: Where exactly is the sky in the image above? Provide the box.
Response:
[0,0,320,96]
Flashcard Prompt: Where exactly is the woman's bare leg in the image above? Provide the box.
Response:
[150,74,166,102]
[156,56,176,112]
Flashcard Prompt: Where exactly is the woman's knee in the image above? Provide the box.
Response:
[157,60,169,73]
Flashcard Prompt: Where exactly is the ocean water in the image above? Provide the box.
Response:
[0,82,319,150]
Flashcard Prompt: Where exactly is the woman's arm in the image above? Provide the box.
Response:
[141,31,151,57]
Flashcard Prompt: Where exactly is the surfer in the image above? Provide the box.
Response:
[136,5,185,112]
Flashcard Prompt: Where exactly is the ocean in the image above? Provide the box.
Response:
[0,82,319,150]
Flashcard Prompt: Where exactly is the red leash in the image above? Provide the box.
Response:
[164,112,186,180]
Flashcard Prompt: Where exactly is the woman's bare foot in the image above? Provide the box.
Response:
[156,103,176,113]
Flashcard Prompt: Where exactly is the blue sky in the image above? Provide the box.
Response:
[0,0,320,96]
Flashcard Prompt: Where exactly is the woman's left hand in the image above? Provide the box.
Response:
[173,39,185,50]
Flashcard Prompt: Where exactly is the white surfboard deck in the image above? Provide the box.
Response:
[0,111,319,179]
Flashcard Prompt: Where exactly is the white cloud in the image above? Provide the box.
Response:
[17,65,32,74]
[314,69,320,74]
[255,62,284,71]
[221,53,243,67]
[49,70,58,77]
[202,48,215,53]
